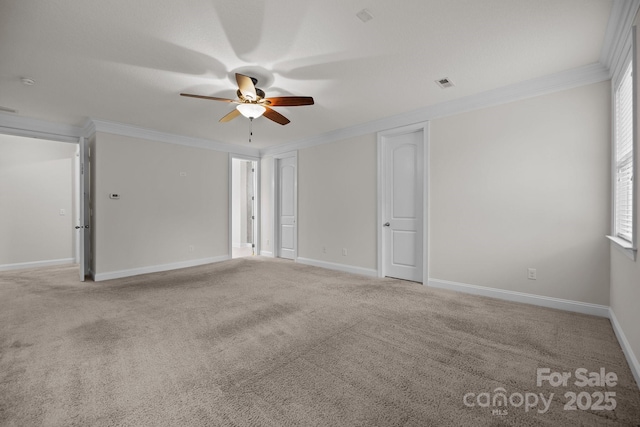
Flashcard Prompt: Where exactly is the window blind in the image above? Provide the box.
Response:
[615,61,634,242]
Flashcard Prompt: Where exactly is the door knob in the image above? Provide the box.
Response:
[383,222,390,227]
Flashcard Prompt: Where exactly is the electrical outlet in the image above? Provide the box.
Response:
[342,248,348,256]
[59,209,65,216]
[527,268,537,280]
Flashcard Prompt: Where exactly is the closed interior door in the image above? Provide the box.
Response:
[277,156,296,259]
[383,130,423,282]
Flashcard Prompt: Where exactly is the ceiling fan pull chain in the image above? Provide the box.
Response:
[249,117,253,143]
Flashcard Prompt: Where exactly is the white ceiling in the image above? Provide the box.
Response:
[0,0,613,149]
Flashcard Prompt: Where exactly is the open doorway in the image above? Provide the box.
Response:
[0,133,79,272]
[231,157,258,258]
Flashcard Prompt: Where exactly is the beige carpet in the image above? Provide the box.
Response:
[1,257,639,426]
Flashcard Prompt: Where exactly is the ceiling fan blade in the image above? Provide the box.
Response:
[236,73,257,101]
[219,108,241,123]
[265,96,314,107]
[263,107,290,125]
[181,93,236,102]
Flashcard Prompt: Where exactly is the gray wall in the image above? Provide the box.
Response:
[292,81,611,305]
[298,134,378,269]
[429,81,611,305]
[0,134,77,268]
[92,132,228,276]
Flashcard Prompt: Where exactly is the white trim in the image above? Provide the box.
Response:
[0,113,82,143]
[634,24,639,253]
[601,0,640,79]
[91,119,260,157]
[599,0,624,68]
[606,235,638,260]
[609,308,640,390]
[272,151,298,260]
[82,118,96,138]
[93,256,228,282]
[428,278,610,318]
[0,112,84,141]
[270,155,276,257]
[377,122,429,283]
[259,250,274,257]
[296,257,377,277]
[261,63,609,157]
[0,258,75,272]
[74,145,81,263]
[0,126,80,144]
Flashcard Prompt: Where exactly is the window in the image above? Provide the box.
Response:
[613,59,635,248]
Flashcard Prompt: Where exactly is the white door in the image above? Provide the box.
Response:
[382,129,424,282]
[277,155,296,259]
[78,137,90,281]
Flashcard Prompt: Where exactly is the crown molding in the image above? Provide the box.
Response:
[82,118,96,138]
[0,112,259,156]
[600,0,640,78]
[261,62,610,157]
[90,119,260,157]
[1,61,611,158]
[0,112,83,143]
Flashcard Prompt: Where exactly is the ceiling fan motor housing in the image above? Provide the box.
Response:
[237,87,265,101]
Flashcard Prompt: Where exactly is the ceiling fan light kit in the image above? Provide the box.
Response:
[236,103,266,119]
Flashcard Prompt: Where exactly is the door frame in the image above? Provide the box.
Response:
[0,127,89,279]
[77,136,91,281]
[272,151,298,260]
[228,153,261,258]
[377,121,429,284]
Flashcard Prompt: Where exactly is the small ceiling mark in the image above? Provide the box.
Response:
[0,106,18,114]
[356,9,373,23]
[436,78,455,89]
[21,77,35,86]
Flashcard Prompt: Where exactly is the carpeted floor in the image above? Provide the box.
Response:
[0,257,639,426]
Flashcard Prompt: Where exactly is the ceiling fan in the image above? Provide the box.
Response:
[180,73,314,125]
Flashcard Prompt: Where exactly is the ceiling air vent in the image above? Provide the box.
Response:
[436,78,455,89]
[356,9,374,23]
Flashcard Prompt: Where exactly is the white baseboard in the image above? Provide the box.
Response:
[0,258,75,272]
[259,250,274,257]
[93,256,229,281]
[609,308,640,390]
[296,257,378,277]
[428,278,610,318]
